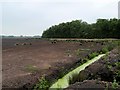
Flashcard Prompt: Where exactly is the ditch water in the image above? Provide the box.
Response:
[49,54,106,90]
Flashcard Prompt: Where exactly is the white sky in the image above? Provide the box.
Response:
[0,0,120,36]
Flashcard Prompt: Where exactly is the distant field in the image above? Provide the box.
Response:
[50,38,119,41]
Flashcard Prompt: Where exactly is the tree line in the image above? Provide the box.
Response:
[42,18,120,39]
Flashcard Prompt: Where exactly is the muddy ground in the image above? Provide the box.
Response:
[2,38,117,89]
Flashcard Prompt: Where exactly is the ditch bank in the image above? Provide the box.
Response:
[49,54,106,89]
[65,47,120,90]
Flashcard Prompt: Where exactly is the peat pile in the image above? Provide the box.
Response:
[65,80,120,90]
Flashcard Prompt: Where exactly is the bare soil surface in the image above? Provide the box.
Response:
[65,80,120,90]
[2,38,112,89]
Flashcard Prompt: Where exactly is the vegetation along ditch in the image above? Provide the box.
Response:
[49,54,106,89]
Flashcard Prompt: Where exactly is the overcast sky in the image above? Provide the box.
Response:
[1,0,120,36]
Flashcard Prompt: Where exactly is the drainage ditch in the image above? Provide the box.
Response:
[49,54,106,89]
